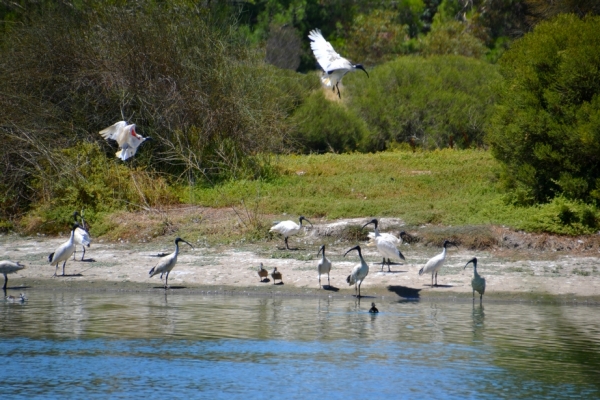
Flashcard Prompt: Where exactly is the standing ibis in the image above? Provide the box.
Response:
[465,257,486,302]
[344,245,369,298]
[317,244,332,288]
[149,237,193,289]
[419,240,456,287]
[362,219,405,272]
[269,216,312,250]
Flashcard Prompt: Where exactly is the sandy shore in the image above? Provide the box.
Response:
[2,216,600,303]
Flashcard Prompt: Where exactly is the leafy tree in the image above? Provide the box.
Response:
[487,14,600,204]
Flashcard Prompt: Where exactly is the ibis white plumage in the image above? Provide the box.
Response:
[465,257,486,302]
[308,28,369,98]
[419,240,456,287]
[0,260,25,290]
[344,245,369,298]
[317,244,332,288]
[362,219,405,272]
[99,121,152,161]
[149,237,193,289]
[48,223,79,276]
[72,211,91,261]
[269,216,313,250]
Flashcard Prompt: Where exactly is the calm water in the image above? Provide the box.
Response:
[1,291,599,399]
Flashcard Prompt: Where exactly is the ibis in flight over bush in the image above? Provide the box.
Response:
[344,245,369,298]
[464,257,486,302]
[419,240,456,287]
[99,121,152,161]
[362,219,405,272]
[269,216,313,250]
[149,237,193,289]
[308,28,369,98]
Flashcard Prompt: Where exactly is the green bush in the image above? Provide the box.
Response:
[487,14,600,204]
[289,90,370,153]
[346,55,500,151]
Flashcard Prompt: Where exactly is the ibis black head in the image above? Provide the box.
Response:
[175,237,193,249]
[443,240,456,248]
[144,137,153,141]
[71,223,80,231]
[354,64,369,78]
[361,218,378,230]
[464,257,477,269]
[344,245,362,258]
[317,244,325,256]
[299,216,313,227]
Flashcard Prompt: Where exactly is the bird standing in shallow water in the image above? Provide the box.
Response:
[317,244,332,288]
[258,263,268,282]
[149,237,193,289]
[419,240,456,287]
[48,223,79,276]
[271,267,283,284]
[308,28,369,98]
[362,219,405,272]
[464,257,486,302]
[369,302,379,313]
[269,216,312,250]
[99,121,152,161]
[345,245,369,298]
[0,260,25,291]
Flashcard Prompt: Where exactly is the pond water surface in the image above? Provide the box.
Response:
[1,291,599,399]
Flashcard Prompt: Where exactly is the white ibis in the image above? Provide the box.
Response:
[258,263,268,282]
[465,257,486,302]
[149,237,193,289]
[99,121,152,161]
[419,240,456,287]
[317,244,332,288]
[72,211,91,261]
[0,260,25,290]
[271,267,283,284]
[344,245,369,298]
[362,219,405,272]
[308,28,369,98]
[369,302,379,313]
[48,223,79,276]
[269,216,312,250]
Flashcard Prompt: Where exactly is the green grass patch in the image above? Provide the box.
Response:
[186,149,599,235]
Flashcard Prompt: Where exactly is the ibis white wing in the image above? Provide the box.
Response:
[308,29,352,73]
[99,121,127,142]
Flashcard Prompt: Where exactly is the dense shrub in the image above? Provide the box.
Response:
[289,90,370,153]
[346,55,500,151]
[487,14,600,204]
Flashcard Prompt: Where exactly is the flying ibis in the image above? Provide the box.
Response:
[0,260,25,290]
[72,211,91,261]
[317,244,332,288]
[149,237,193,289]
[99,121,152,161]
[464,257,486,302]
[269,216,313,250]
[308,28,369,98]
[344,245,369,298]
[362,219,405,272]
[419,240,456,287]
[48,223,79,276]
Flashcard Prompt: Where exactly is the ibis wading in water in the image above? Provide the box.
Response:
[464,257,486,302]
[362,219,405,272]
[308,28,369,98]
[0,260,25,290]
[269,216,313,250]
[344,245,369,298]
[149,237,193,289]
[48,223,79,276]
[419,240,456,287]
[72,211,91,261]
[99,121,152,161]
[317,244,332,288]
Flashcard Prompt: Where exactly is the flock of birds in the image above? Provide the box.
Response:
[1,213,486,305]
[2,30,487,305]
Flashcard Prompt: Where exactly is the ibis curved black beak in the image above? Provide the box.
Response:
[176,237,194,249]
[317,245,325,256]
[464,257,477,269]
[356,64,369,78]
[361,219,377,230]
[344,245,361,257]
[299,216,313,227]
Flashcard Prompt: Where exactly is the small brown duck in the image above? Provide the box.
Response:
[369,302,379,313]
[6,293,26,303]
[258,263,269,282]
[271,267,283,284]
